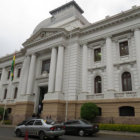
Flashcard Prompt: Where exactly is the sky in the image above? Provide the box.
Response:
[0,0,140,57]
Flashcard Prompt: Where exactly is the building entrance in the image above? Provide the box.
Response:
[38,86,48,114]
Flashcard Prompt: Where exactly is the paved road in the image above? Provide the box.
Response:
[0,127,139,140]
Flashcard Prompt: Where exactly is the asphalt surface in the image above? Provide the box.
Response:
[0,127,140,140]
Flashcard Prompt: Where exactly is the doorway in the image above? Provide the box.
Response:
[38,86,48,114]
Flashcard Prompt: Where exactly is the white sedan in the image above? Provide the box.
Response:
[15,119,65,140]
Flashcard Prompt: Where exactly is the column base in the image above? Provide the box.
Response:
[44,92,64,100]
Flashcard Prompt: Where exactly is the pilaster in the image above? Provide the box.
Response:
[134,28,140,88]
[82,44,88,93]
[48,47,57,93]
[55,45,64,93]
[26,54,36,95]
[18,56,31,97]
[106,36,114,91]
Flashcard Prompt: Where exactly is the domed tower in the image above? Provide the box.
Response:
[33,0,90,34]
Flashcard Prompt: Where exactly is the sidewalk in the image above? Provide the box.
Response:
[99,130,140,137]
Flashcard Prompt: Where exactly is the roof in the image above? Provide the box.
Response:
[49,0,84,15]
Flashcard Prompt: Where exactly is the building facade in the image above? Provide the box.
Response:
[0,1,140,124]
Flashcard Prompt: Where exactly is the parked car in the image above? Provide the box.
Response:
[63,120,99,136]
[15,118,65,140]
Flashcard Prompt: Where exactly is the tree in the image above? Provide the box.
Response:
[80,102,99,122]
[0,107,8,120]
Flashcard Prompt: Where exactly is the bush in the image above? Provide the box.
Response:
[99,124,140,133]
[80,102,99,122]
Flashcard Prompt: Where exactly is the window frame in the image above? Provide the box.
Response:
[94,48,101,62]
[119,40,129,56]
[17,68,21,78]
[7,71,11,80]
[4,88,7,99]
[41,59,50,74]
[94,76,102,93]
[14,87,18,99]
[122,72,132,91]
[119,106,135,116]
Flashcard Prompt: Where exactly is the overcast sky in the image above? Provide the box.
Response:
[0,0,140,57]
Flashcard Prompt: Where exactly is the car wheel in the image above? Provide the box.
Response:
[39,131,46,140]
[78,130,85,136]
[15,129,22,137]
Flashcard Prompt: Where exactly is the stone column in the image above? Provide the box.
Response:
[48,47,57,93]
[106,37,114,90]
[82,44,88,93]
[26,54,36,95]
[134,28,140,87]
[18,56,31,96]
[55,46,64,92]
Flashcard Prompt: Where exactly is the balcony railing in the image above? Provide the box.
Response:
[114,91,137,98]
[86,91,138,100]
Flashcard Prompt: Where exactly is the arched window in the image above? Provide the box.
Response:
[122,72,132,91]
[119,106,135,116]
[94,76,102,93]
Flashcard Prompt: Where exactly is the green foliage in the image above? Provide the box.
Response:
[80,102,99,122]
[99,124,140,133]
[3,120,12,125]
[0,107,8,120]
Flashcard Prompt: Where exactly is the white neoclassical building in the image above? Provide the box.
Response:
[1,1,140,124]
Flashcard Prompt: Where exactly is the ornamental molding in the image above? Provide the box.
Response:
[114,59,136,68]
[88,65,106,73]
[88,40,105,48]
[23,28,68,48]
[80,7,140,36]
[112,32,133,43]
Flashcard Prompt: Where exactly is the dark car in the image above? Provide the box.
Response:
[63,120,99,136]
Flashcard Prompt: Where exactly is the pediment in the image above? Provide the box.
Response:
[23,28,68,47]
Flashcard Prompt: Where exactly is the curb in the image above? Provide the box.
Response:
[0,125,15,128]
[99,130,140,137]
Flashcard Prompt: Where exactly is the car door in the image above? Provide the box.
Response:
[33,120,43,136]
[65,121,77,135]
[24,120,35,136]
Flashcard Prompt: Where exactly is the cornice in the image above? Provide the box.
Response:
[88,65,106,73]
[80,6,140,36]
[0,50,25,63]
[114,59,136,67]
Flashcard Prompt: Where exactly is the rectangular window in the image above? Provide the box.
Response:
[94,48,101,62]
[4,89,7,99]
[14,87,18,99]
[7,71,11,80]
[0,73,1,80]
[17,68,21,78]
[119,41,129,56]
[41,59,50,74]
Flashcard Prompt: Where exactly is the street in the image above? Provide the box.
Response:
[0,127,139,140]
